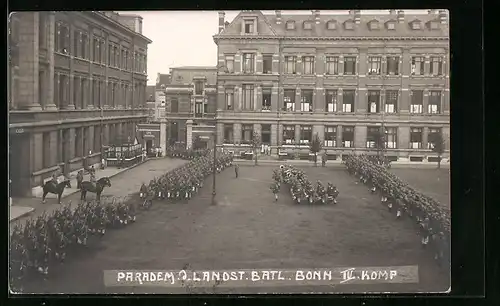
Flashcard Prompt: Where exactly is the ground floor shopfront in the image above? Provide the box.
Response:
[215,121,450,162]
[9,117,145,197]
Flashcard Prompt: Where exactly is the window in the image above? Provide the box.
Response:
[385,90,398,113]
[342,126,354,148]
[81,33,88,59]
[342,90,355,112]
[344,56,356,75]
[93,37,99,62]
[195,102,203,117]
[242,84,254,110]
[410,127,423,149]
[56,23,69,54]
[100,40,106,64]
[410,90,424,113]
[411,21,422,30]
[194,80,204,95]
[324,126,336,147]
[42,132,51,168]
[283,125,295,144]
[286,21,295,30]
[170,98,178,113]
[75,128,82,158]
[261,124,271,144]
[121,49,125,69]
[225,90,233,110]
[369,21,380,30]
[411,57,425,75]
[285,56,296,74]
[326,56,339,75]
[110,45,115,67]
[242,53,255,73]
[284,89,295,111]
[262,88,271,111]
[429,21,439,30]
[263,55,272,74]
[326,90,337,112]
[327,20,336,30]
[241,125,253,144]
[428,128,442,149]
[368,57,382,75]
[344,21,354,30]
[300,90,313,112]
[300,126,312,144]
[429,91,442,114]
[386,22,396,30]
[366,127,380,148]
[385,127,397,148]
[368,90,380,113]
[302,56,315,75]
[114,46,119,68]
[225,55,234,73]
[203,101,208,114]
[244,20,254,34]
[224,124,233,144]
[73,76,80,108]
[430,56,443,76]
[303,21,312,30]
[386,56,399,75]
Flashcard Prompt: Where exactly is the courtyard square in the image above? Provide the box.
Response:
[17,164,449,294]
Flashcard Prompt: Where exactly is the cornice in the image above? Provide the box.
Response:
[213,35,449,42]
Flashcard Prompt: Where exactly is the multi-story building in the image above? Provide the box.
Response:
[8,11,151,197]
[162,67,217,149]
[213,10,450,162]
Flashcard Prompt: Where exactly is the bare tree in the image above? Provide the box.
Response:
[429,132,446,169]
[309,133,322,167]
[251,131,261,165]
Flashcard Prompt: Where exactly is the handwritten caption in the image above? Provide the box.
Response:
[103,266,418,287]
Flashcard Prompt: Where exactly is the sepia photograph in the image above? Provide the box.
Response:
[8,9,450,294]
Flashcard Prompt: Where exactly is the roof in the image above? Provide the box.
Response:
[171,66,217,70]
[216,11,448,39]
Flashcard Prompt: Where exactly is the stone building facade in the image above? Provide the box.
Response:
[163,67,217,149]
[213,10,450,162]
[8,11,151,196]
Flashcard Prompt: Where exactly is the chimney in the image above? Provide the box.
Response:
[313,10,320,24]
[276,10,282,24]
[438,9,448,24]
[218,11,225,33]
[350,10,361,24]
[397,10,404,23]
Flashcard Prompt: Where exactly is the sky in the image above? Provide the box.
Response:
[122,10,431,85]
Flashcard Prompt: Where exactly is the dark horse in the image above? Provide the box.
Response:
[80,177,111,201]
[42,179,72,204]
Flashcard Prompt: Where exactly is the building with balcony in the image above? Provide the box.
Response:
[8,11,152,197]
[213,10,450,162]
[161,66,217,149]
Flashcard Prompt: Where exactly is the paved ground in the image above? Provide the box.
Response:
[9,158,187,232]
[17,164,449,294]
[390,168,450,209]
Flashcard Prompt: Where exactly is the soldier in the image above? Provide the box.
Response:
[234,163,239,178]
[50,171,59,187]
[322,150,327,167]
[270,182,280,202]
[76,170,84,189]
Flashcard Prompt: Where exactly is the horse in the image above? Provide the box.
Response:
[42,179,72,204]
[80,177,111,201]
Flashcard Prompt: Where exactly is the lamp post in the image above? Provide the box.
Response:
[212,63,225,205]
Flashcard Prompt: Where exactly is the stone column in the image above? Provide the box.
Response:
[398,126,410,151]
[354,125,366,149]
[400,89,409,113]
[356,88,366,113]
[216,122,224,145]
[315,88,324,112]
[295,88,301,111]
[233,123,242,144]
[272,53,280,74]
[295,124,301,144]
[271,86,278,111]
[160,118,167,155]
[33,133,43,171]
[186,119,193,149]
[44,12,57,110]
[313,124,324,140]
[234,86,241,111]
[422,126,429,150]
[278,124,284,146]
[49,131,58,167]
[336,125,343,148]
[337,89,343,112]
[256,52,263,74]
[424,55,430,76]
[423,89,429,114]
[217,85,225,110]
[296,55,302,75]
[68,128,76,160]
[271,123,278,147]
[17,12,41,110]
[255,85,262,111]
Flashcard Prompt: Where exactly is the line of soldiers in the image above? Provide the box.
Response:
[165,146,211,160]
[343,154,450,266]
[270,165,339,205]
[10,198,136,291]
[140,149,233,203]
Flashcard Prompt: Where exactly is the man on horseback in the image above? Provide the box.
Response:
[90,169,97,189]
[50,171,59,188]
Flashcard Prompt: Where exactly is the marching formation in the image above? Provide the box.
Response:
[343,154,450,266]
[9,197,136,291]
[165,146,211,160]
[139,148,233,205]
[270,165,339,205]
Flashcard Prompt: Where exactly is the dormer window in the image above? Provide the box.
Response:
[244,19,255,34]
[286,21,295,30]
[303,21,313,30]
[410,20,422,30]
[368,20,380,30]
[386,20,396,30]
[428,20,440,30]
[344,20,355,30]
[326,20,337,30]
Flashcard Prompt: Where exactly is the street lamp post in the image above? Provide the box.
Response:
[212,63,225,205]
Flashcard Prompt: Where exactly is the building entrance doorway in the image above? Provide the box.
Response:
[146,139,153,155]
